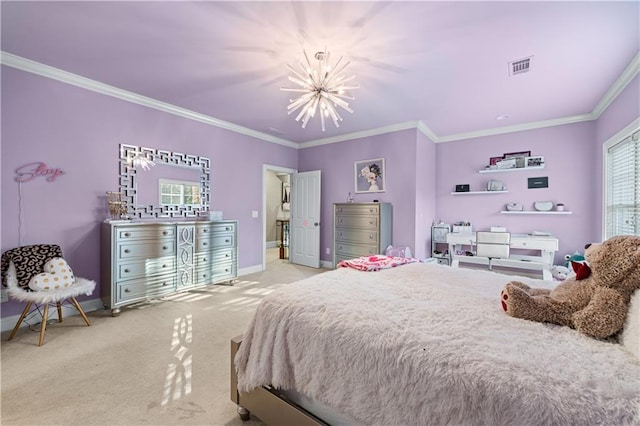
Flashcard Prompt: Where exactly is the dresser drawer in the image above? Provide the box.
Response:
[511,237,559,251]
[116,274,176,303]
[117,257,176,281]
[195,262,235,285]
[335,215,379,230]
[195,248,235,269]
[335,241,379,258]
[117,239,176,261]
[196,222,236,238]
[116,226,175,241]
[335,204,379,216]
[196,234,235,252]
[335,228,379,244]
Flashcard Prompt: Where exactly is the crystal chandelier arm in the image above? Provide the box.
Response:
[288,75,312,89]
[281,88,311,93]
[286,63,310,84]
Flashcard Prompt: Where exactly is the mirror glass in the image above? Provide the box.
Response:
[119,144,210,218]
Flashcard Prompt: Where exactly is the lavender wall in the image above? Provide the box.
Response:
[298,129,436,261]
[414,131,437,258]
[594,74,640,236]
[1,67,298,318]
[435,122,597,263]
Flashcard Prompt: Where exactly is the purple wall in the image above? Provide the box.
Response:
[435,122,598,263]
[594,74,640,236]
[1,67,298,318]
[298,129,437,261]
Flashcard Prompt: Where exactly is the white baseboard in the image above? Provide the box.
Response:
[0,298,104,333]
[266,241,278,249]
[320,260,334,269]
[238,264,263,276]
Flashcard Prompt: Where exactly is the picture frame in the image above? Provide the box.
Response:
[489,156,503,166]
[526,155,545,167]
[355,158,385,193]
[503,151,531,159]
[487,179,504,191]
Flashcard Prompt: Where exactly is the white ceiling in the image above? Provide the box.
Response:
[1,1,639,144]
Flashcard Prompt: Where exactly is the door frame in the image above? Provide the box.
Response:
[262,164,297,271]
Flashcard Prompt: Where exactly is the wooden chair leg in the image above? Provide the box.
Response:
[8,302,32,341]
[70,297,91,326]
[57,301,63,322]
[39,303,49,346]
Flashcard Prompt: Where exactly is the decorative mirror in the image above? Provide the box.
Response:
[119,144,210,218]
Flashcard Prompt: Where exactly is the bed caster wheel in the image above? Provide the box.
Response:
[237,406,250,421]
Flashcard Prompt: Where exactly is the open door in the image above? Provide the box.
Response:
[289,170,321,268]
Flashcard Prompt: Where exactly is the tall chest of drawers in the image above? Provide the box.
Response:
[101,220,237,316]
[333,203,392,267]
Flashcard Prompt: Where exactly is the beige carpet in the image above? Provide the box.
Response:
[1,249,326,425]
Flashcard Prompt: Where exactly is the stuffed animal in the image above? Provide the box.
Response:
[500,235,640,339]
[551,265,570,281]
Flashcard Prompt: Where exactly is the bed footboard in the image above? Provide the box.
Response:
[230,335,327,425]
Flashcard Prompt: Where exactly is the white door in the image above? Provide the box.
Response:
[290,170,321,268]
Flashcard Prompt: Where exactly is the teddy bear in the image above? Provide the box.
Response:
[500,235,640,339]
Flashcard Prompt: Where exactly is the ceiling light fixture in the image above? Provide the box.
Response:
[281,49,359,131]
[129,153,155,171]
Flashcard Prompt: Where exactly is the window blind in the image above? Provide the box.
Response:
[606,130,640,238]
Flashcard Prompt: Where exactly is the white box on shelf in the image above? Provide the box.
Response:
[452,225,473,234]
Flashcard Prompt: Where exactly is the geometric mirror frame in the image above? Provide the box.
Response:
[119,144,211,218]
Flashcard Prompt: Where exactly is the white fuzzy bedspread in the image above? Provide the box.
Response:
[235,263,640,425]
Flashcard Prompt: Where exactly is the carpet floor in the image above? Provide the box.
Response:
[1,249,327,425]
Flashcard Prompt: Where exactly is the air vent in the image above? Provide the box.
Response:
[509,57,532,76]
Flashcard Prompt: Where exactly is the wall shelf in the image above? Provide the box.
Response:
[451,190,508,195]
[479,164,545,174]
[500,210,572,215]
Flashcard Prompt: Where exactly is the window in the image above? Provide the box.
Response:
[605,129,640,238]
[159,179,201,206]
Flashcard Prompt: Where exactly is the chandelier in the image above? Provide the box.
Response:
[281,50,359,131]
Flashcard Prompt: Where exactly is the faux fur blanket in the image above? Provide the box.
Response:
[337,254,418,271]
[235,263,640,425]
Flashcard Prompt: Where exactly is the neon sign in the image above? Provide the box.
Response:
[14,162,65,183]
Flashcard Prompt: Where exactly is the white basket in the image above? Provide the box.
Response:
[452,225,473,234]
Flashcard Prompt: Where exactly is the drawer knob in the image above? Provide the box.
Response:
[124,232,131,237]
[202,274,207,278]
[124,288,130,293]
[369,220,374,224]
[163,231,168,235]
[203,229,208,233]
[225,254,230,258]
[124,249,130,253]
[225,268,229,272]
[203,242,207,246]
[369,209,374,212]
[338,219,343,223]
[370,234,374,239]
[162,264,167,268]
[203,257,207,262]
[162,282,168,286]
[226,227,230,231]
[124,269,130,273]
[338,208,343,212]
[225,239,230,243]
[163,246,168,250]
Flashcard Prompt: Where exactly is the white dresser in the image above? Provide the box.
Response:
[101,220,237,315]
[333,203,392,268]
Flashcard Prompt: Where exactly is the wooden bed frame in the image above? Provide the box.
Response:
[230,335,329,425]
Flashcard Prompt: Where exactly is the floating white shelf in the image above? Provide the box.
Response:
[451,190,508,195]
[479,164,545,174]
[500,210,572,215]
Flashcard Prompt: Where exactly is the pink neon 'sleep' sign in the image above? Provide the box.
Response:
[14,162,65,183]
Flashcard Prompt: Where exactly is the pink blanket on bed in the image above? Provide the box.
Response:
[337,255,418,271]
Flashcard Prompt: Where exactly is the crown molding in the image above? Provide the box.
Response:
[2,49,637,148]
[0,51,298,149]
[591,51,640,119]
[298,121,423,148]
[438,113,595,143]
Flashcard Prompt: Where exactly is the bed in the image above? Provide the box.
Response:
[231,261,640,425]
